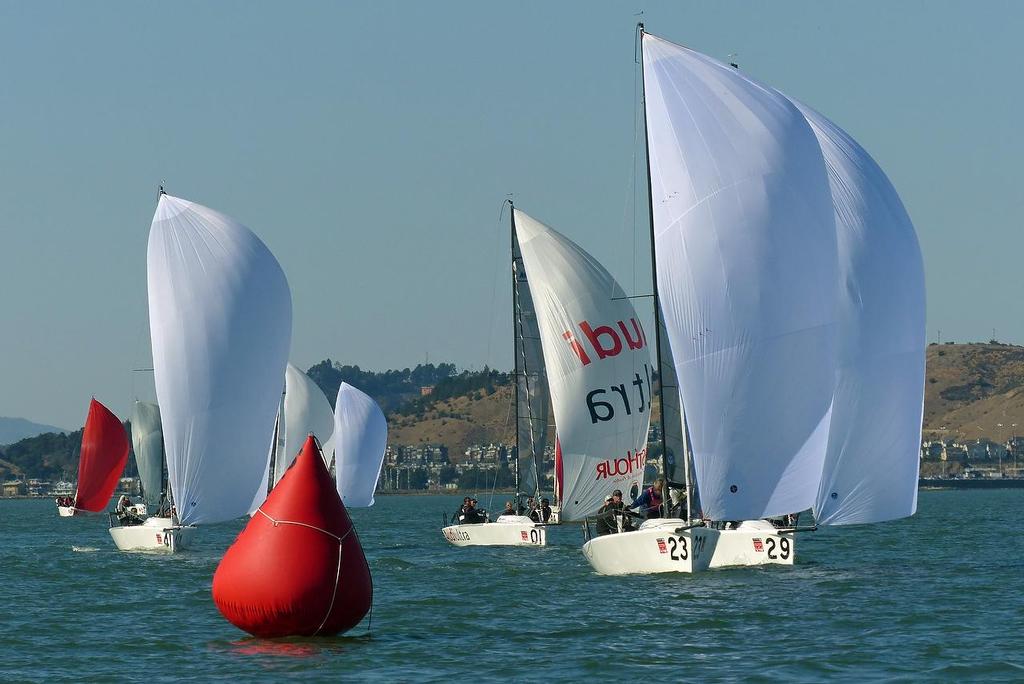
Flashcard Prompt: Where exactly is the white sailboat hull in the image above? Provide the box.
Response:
[57,506,77,517]
[109,517,198,553]
[442,517,546,547]
[582,519,794,575]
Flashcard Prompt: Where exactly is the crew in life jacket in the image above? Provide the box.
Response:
[630,478,664,519]
[115,494,142,526]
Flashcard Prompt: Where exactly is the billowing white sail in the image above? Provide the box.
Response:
[333,382,387,507]
[514,209,652,521]
[277,363,335,485]
[642,33,838,521]
[148,193,292,526]
[787,101,926,525]
[130,401,164,509]
[513,230,550,497]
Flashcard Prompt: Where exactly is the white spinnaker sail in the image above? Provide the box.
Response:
[148,193,292,526]
[513,230,550,497]
[787,101,926,525]
[277,363,335,485]
[514,209,652,521]
[333,382,387,507]
[130,401,164,509]
[642,33,838,521]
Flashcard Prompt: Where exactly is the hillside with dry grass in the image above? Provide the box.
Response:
[385,342,1024,454]
[923,342,1024,440]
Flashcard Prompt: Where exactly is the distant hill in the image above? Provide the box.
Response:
[5,345,1023,483]
[923,342,1024,441]
[0,428,83,481]
[0,417,68,446]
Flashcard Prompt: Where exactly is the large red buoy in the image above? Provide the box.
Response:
[213,434,372,637]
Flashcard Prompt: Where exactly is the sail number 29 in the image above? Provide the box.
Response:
[764,536,791,560]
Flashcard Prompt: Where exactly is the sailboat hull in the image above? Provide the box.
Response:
[109,517,197,553]
[442,518,546,547]
[582,519,794,575]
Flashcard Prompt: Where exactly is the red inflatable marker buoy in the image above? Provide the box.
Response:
[213,435,372,637]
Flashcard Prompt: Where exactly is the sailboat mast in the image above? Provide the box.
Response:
[510,202,521,503]
[638,23,692,521]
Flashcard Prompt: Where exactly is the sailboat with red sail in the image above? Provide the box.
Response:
[56,398,130,517]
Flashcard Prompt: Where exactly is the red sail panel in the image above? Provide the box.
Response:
[74,399,130,512]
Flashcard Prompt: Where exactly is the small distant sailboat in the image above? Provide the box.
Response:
[442,205,652,546]
[332,382,387,507]
[582,27,924,574]
[56,399,129,517]
[147,191,292,550]
[108,401,195,552]
[249,363,336,513]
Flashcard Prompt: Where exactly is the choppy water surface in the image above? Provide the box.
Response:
[2,490,1023,682]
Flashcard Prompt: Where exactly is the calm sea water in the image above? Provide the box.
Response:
[2,490,1023,682]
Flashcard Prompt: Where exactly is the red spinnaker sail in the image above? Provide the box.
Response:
[74,399,130,512]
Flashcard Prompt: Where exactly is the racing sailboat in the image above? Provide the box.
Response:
[108,400,191,551]
[56,398,129,517]
[332,382,387,507]
[443,206,652,546]
[583,26,924,574]
[249,363,336,513]
[147,191,292,551]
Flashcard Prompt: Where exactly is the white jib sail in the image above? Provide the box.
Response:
[147,193,292,526]
[130,401,164,510]
[513,209,652,521]
[788,100,926,526]
[642,33,839,521]
[333,382,387,507]
[276,363,335,485]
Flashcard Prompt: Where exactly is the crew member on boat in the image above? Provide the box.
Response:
[630,478,664,519]
[459,498,485,524]
[535,498,553,523]
[498,501,516,518]
[453,496,471,524]
[595,490,628,535]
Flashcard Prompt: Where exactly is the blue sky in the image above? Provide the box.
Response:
[1,1,1020,428]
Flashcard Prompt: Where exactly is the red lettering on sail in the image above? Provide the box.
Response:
[563,318,646,367]
[618,319,645,351]
[579,321,622,360]
[594,447,648,480]
[563,331,592,366]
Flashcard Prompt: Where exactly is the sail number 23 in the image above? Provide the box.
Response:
[665,534,706,562]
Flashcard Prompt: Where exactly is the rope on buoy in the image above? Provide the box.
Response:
[256,507,355,636]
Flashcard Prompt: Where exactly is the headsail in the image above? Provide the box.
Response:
[642,32,839,521]
[512,229,550,498]
[333,382,388,507]
[277,363,335,484]
[74,399,130,512]
[148,193,292,526]
[129,401,164,510]
[789,101,926,525]
[513,209,652,521]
